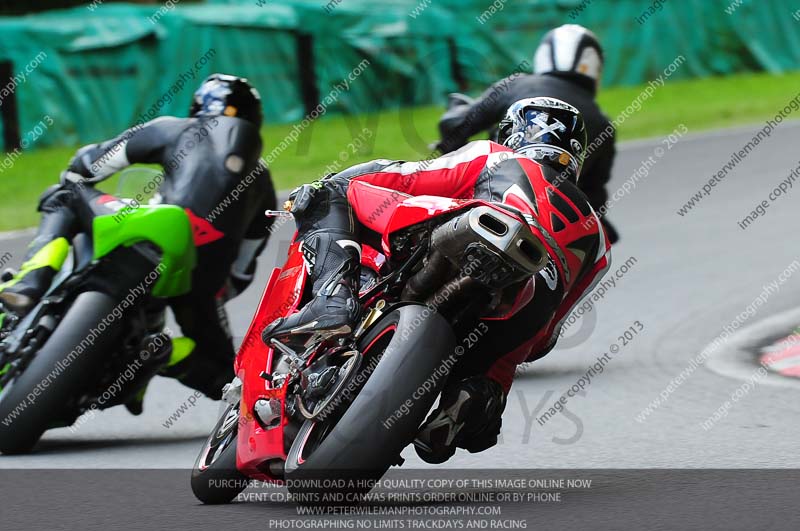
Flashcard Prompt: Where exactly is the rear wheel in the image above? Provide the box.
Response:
[0,291,122,454]
[285,304,456,500]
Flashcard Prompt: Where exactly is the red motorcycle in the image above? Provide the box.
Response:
[190,184,548,504]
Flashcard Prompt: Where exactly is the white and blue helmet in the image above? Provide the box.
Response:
[497,97,587,184]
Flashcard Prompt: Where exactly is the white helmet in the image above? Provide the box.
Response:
[533,25,604,92]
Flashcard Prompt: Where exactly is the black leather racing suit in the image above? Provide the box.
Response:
[438,72,619,242]
[35,115,277,398]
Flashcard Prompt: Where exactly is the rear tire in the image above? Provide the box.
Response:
[285,304,456,500]
[0,291,122,454]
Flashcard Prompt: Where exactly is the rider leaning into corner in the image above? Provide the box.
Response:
[262,97,611,464]
[438,24,620,244]
[0,74,277,405]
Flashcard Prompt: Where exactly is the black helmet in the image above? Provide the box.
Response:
[189,73,263,128]
[533,24,604,93]
[496,97,587,184]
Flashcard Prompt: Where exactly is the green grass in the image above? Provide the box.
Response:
[1,70,798,231]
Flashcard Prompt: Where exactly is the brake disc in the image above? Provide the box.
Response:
[296,350,362,421]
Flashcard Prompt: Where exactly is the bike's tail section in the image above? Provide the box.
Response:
[92,204,196,298]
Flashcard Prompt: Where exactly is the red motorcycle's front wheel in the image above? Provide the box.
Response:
[284,304,456,500]
[190,402,249,504]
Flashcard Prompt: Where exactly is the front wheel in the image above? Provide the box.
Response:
[0,291,122,454]
[285,304,456,498]
[191,403,249,504]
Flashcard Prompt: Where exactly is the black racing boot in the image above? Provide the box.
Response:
[159,338,233,401]
[262,232,360,348]
[414,376,507,464]
[0,237,70,315]
[0,267,55,313]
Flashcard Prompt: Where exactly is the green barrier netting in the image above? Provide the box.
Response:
[0,8,162,149]
[158,5,306,122]
[0,4,309,149]
[1,0,799,150]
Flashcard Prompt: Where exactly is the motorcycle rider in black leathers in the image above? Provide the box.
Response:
[438,24,619,243]
[0,74,277,402]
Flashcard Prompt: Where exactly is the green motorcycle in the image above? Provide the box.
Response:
[0,169,196,454]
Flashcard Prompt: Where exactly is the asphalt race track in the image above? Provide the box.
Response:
[2,121,800,529]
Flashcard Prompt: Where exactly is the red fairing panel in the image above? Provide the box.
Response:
[236,241,307,478]
[361,243,386,273]
[234,268,279,376]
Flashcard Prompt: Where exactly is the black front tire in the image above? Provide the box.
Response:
[0,291,122,454]
[191,403,249,504]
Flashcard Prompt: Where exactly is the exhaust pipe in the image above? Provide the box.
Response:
[430,206,548,289]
